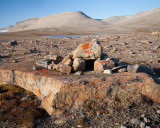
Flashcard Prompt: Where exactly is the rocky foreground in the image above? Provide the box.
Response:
[0,32,160,128]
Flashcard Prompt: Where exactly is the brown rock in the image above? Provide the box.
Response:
[127,64,139,73]
[58,64,72,74]
[73,58,86,71]
[36,59,52,68]
[0,67,160,117]
[94,60,115,73]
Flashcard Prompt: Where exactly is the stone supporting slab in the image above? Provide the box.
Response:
[0,67,160,116]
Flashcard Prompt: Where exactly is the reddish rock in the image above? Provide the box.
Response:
[94,60,115,73]
[73,58,86,71]
[0,67,160,117]
[58,64,72,74]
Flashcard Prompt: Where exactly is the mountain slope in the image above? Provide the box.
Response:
[103,8,160,27]
[8,11,108,32]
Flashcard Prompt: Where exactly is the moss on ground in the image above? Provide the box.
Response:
[0,84,47,128]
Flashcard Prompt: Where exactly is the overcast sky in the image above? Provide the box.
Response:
[0,0,160,28]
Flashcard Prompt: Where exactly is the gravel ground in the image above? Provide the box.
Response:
[0,33,160,128]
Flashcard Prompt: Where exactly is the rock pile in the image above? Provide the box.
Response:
[35,39,155,76]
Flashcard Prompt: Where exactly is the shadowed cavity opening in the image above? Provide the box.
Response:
[85,60,95,71]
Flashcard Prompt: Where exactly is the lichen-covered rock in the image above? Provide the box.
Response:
[0,68,160,117]
[73,58,86,71]
[94,60,115,73]
[73,40,102,60]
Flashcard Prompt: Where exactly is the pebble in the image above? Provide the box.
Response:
[104,69,112,74]
[75,71,84,75]
[120,125,127,128]
[140,122,146,128]
[54,118,66,126]
[156,109,160,114]
[143,117,150,123]
[130,118,142,125]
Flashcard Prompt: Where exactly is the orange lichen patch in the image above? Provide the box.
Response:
[36,69,59,77]
[97,93,105,98]
[94,61,102,72]
[69,54,73,59]
[98,60,111,64]
[82,43,92,54]
[82,43,90,49]
[38,88,42,95]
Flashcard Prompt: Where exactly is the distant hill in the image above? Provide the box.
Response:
[102,8,160,28]
[8,11,108,32]
[6,8,160,34]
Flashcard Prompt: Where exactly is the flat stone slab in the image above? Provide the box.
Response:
[0,61,160,116]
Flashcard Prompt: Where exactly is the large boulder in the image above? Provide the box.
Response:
[73,58,86,71]
[73,40,102,60]
[94,60,115,73]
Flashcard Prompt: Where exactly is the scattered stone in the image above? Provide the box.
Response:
[74,71,84,75]
[94,60,115,73]
[143,117,150,123]
[73,58,86,71]
[111,47,118,52]
[118,67,127,73]
[101,53,109,60]
[152,31,160,36]
[73,40,102,60]
[48,64,53,70]
[41,51,49,56]
[32,65,44,70]
[44,55,63,64]
[138,65,155,75]
[59,54,73,66]
[63,58,73,66]
[140,122,146,128]
[29,48,40,53]
[114,35,120,41]
[130,118,142,125]
[32,65,37,70]
[120,125,127,128]
[127,64,139,73]
[111,65,126,72]
[12,59,21,63]
[156,110,160,114]
[104,69,112,74]
[123,42,129,45]
[36,59,52,68]
[54,117,66,126]
[10,40,18,46]
[58,64,72,74]
[141,40,152,44]
[153,45,160,50]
